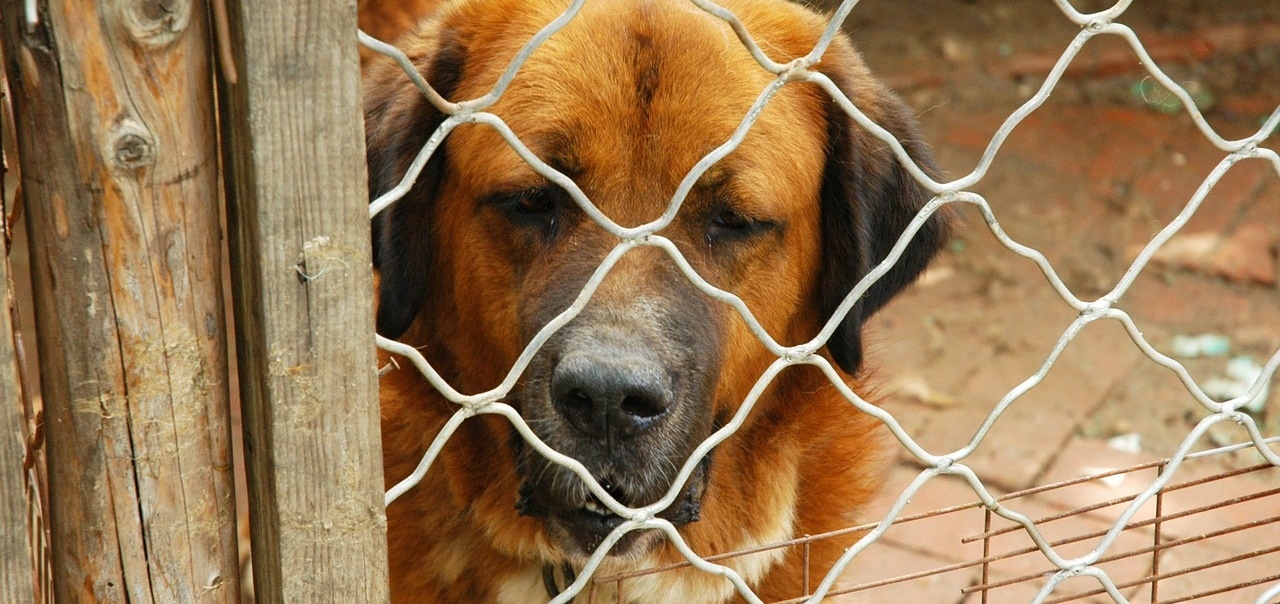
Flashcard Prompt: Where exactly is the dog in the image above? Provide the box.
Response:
[362,0,950,601]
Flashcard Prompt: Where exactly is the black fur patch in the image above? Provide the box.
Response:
[368,28,468,337]
[818,83,950,374]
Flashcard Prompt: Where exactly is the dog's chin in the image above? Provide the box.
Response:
[548,508,659,561]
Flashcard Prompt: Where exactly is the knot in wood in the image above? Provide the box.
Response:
[121,0,190,47]
[112,131,155,170]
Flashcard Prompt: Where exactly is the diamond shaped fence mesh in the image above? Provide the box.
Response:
[361,1,1280,602]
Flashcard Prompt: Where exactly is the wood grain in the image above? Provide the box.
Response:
[1,130,36,604]
[218,0,390,601]
[0,0,239,601]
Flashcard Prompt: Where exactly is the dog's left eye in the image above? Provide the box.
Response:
[714,209,751,230]
[707,207,775,243]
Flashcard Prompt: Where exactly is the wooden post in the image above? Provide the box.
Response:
[0,1,240,602]
[2,130,36,604]
[218,0,389,601]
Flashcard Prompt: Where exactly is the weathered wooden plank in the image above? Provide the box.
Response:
[1,135,36,604]
[0,1,239,602]
[217,0,389,601]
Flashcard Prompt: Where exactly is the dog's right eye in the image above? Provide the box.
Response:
[486,188,558,220]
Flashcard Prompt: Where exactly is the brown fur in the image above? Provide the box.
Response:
[363,0,950,601]
[358,0,446,65]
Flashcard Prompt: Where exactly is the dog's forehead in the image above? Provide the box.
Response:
[444,0,830,220]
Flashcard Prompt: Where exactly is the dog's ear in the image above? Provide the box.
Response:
[365,28,466,338]
[816,49,951,375]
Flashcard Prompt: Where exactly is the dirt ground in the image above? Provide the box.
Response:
[831,0,1280,482]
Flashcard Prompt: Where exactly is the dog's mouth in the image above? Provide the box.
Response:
[558,489,632,556]
[516,459,710,560]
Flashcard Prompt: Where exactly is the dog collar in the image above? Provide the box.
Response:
[541,561,577,599]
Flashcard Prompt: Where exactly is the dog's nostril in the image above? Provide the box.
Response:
[620,394,665,420]
[561,389,593,412]
[553,388,596,434]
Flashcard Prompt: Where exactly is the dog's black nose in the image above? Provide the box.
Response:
[551,351,674,442]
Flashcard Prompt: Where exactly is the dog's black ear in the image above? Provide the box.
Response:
[817,59,951,375]
[365,29,466,338]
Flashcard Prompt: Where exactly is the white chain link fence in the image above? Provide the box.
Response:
[360,1,1280,602]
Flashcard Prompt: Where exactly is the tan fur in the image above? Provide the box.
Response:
[363,0,942,601]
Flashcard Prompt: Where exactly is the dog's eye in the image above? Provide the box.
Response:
[707,207,774,243]
[714,209,751,230]
[486,187,560,228]
[514,189,554,215]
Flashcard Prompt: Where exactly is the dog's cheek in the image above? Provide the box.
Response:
[655,286,736,426]
[445,202,536,371]
[513,239,601,344]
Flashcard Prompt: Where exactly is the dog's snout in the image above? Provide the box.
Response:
[551,351,675,441]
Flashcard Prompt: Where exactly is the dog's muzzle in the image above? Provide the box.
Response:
[514,332,717,560]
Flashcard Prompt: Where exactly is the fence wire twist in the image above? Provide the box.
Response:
[360,1,1280,602]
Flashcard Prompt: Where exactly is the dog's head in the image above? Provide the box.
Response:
[365,0,949,562]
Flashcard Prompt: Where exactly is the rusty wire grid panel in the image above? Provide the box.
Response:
[585,438,1280,603]
[360,0,1280,602]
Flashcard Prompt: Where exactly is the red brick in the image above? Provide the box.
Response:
[1034,436,1163,526]
[1151,457,1280,546]
[982,483,1159,599]
[939,318,1143,489]
[977,20,1280,85]
[1116,271,1259,348]
[1180,159,1272,236]
[1211,223,1278,286]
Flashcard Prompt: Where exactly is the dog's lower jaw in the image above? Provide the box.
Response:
[516,453,711,563]
[515,487,700,563]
